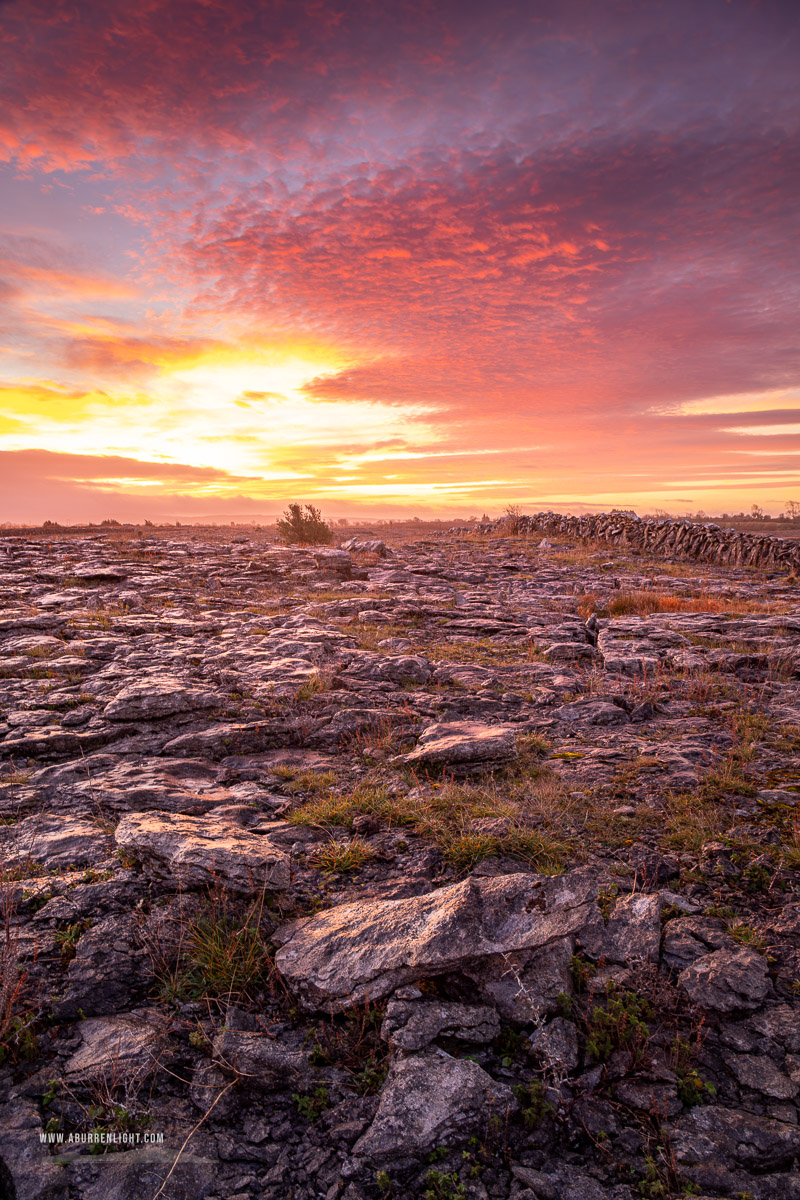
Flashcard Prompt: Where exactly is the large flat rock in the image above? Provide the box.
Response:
[274,872,600,1011]
[0,813,110,868]
[104,675,219,720]
[115,810,291,894]
[161,719,308,758]
[397,721,517,774]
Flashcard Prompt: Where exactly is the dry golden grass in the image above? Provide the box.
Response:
[425,637,545,667]
[662,792,731,853]
[329,620,420,651]
[606,589,786,617]
[271,766,336,795]
[310,837,374,875]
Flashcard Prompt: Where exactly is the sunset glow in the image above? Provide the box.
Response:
[1,0,799,521]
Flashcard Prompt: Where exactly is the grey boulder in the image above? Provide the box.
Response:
[274,871,599,1012]
[662,916,734,972]
[580,892,662,964]
[678,947,770,1013]
[114,810,291,894]
[749,1004,800,1053]
[353,1052,517,1163]
[78,1147,214,1200]
[52,913,149,1018]
[672,1104,800,1174]
[725,1052,799,1100]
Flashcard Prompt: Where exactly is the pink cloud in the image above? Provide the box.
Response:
[1,0,799,514]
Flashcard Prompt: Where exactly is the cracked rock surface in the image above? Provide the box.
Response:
[1,518,799,1200]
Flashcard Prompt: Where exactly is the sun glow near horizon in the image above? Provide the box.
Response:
[0,346,453,502]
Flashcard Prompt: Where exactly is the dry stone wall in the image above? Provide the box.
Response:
[477,511,800,572]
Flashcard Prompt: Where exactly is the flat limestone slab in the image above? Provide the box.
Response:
[274,872,599,1011]
[64,1013,163,1083]
[397,721,517,774]
[115,810,291,894]
[0,813,110,868]
[103,675,218,720]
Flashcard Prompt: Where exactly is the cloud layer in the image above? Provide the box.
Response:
[1,0,799,517]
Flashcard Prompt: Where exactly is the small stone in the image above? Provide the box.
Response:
[212,1029,312,1089]
[725,1052,799,1099]
[511,1166,559,1200]
[380,999,499,1051]
[678,947,770,1013]
[352,1052,517,1163]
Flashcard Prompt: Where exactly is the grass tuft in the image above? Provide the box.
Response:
[310,837,374,875]
[154,892,275,1007]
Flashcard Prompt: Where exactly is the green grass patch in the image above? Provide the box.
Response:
[290,767,568,873]
[157,894,275,1006]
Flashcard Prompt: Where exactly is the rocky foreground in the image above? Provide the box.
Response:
[0,522,799,1200]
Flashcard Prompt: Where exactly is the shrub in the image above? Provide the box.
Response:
[276,503,332,545]
[423,1169,467,1199]
[292,1083,329,1121]
[585,981,653,1064]
[512,1080,554,1128]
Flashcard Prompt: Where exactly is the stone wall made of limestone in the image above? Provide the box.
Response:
[453,512,800,574]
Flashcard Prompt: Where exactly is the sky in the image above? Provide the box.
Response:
[1,0,799,523]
